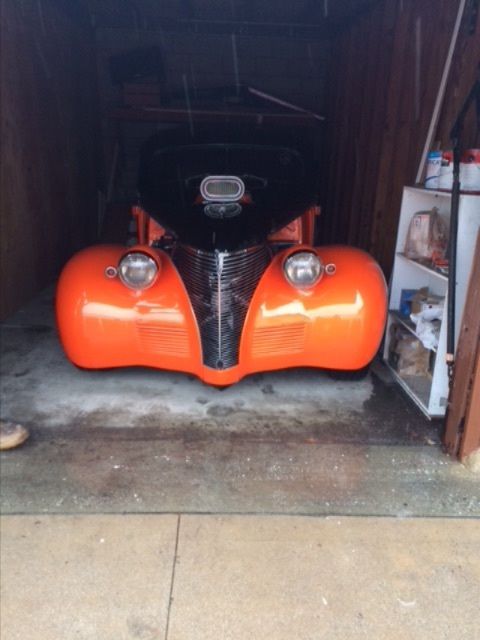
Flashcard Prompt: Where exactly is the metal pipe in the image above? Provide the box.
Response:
[446,143,460,368]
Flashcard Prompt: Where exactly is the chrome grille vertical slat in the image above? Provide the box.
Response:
[174,244,271,369]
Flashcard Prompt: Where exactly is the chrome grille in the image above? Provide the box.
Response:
[174,244,271,369]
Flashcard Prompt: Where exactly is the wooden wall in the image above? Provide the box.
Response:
[0,0,100,319]
[322,0,479,276]
[436,2,480,149]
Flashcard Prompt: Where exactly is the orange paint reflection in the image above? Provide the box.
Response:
[261,292,364,320]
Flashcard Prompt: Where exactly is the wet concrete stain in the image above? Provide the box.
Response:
[206,405,235,418]
[14,369,30,378]
[2,289,475,519]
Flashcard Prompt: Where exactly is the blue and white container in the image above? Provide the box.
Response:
[425,151,442,189]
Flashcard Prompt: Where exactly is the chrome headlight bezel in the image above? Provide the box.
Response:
[118,252,159,290]
[283,250,323,289]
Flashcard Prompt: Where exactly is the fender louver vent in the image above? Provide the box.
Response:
[174,245,270,369]
[251,324,306,357]
[136,324,189,357]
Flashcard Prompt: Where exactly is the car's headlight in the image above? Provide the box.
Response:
[284,251,323,288]
[118,252,158,289]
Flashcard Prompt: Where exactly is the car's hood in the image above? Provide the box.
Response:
[138,122,321,251]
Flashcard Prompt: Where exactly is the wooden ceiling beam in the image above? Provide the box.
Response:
[98,18,332,39]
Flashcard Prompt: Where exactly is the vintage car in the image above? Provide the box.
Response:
[57,106,387,386]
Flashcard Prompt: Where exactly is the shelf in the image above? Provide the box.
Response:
[385,184,480,418]
[384,362,434,418]
[389,310,416,336]
[406,185,452,198]
[109,106,319,126]
[407,185,480,197]
[396,253,448,282]
[388,310,438,353]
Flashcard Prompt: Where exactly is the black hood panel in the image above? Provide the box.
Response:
[138,122,321,251]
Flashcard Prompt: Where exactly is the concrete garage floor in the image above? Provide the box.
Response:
[1,287,480,639]
[1,287,478,518]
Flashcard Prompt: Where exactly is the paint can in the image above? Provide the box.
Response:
[460,149,480,191]
[425,151,442,189]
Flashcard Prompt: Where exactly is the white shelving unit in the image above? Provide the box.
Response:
[383,186,480,418]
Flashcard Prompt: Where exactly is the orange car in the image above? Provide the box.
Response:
[57,122,386,386]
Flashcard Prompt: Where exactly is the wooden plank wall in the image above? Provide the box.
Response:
[436,2,480,149]
[444,231,480,460]
[461,350,480,460]
[322,0,479,276]
[0,0,100,319]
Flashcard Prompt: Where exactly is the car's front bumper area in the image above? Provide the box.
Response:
[56,244,387,386]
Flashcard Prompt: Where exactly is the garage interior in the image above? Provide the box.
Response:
[1,1,480,639]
